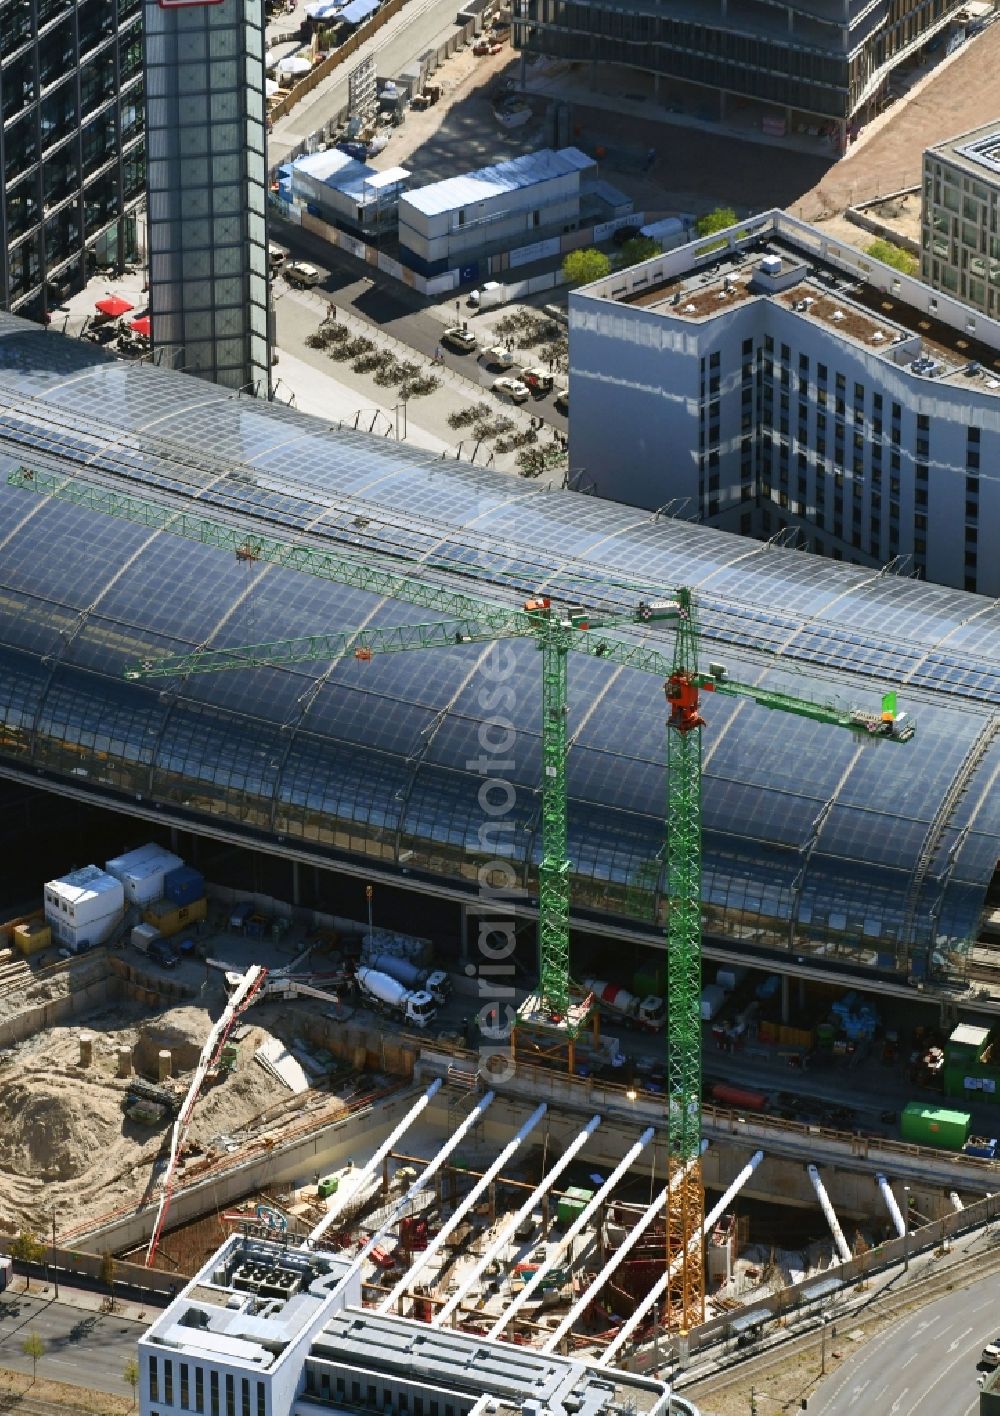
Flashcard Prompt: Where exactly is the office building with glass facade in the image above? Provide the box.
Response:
[143,0,270,392]
[0,0,145,319]
[922,120,1000,318]
[1,313,1000,991]
[512,0,969,149]
[569,209,1000,597]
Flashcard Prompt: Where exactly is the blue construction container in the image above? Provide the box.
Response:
[164,865,205,907]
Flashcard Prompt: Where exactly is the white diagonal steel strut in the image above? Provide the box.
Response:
[541,1141,709,1353]
[308,1090,500,1310]
[434,1113,602,1326]
[599,1148,765,1366]
[488,1126,656,1340]
[379,1102,548,1312]
[807,1164,852,1264]
[307,1077,446,1245]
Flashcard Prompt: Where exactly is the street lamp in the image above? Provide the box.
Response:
[903,1184,910,1272]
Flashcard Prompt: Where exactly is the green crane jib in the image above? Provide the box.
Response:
[7,465,914,1090]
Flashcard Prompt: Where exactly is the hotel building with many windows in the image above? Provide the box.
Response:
[568,210,1000,596]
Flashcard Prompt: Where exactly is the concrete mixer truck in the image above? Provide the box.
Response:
[356,966,438,1029]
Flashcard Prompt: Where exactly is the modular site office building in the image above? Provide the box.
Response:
[3,315,1000,996]
[0,0,145,319]
[568,209,1000,597]
[511,0,970,149]
[281,149,410,243]
[43,864,124,947]
[396,148,600,279]
[138,1234,693,1416]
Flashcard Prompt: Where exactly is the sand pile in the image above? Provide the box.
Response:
[135,1004,218,1074]
[0,1080,121,1182]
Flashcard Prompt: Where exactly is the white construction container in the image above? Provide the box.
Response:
[106,844,182,904]
[106,842,166,878]
[44,866,124,940]
[121,851,183,906]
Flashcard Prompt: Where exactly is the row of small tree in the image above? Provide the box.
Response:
[8,1229,140,1403]
[560,207,741,288]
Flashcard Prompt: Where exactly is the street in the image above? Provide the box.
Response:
[271,215,569,434]
[0,1290,145,1398]
[813,1269,1000,1414]
[268,0,473,169]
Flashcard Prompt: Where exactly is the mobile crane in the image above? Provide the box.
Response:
[7,464,913,1329]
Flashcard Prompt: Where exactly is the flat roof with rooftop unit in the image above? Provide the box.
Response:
[139,1234,693,1416]
[569,208,1000,597]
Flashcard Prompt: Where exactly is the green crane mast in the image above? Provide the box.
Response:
[7,464,914,1330]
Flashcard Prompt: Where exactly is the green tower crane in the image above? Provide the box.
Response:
[7,464,914,1328]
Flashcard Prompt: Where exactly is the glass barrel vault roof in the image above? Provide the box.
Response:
[0,314,998,976]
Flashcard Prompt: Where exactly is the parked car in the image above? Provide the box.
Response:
[493,376,530,403]
[442,325,477,352]
[473,37,504,54]
[149,939,178,969]
[284,262,322,288]
[481,345,514,369]
[554,387,569,414]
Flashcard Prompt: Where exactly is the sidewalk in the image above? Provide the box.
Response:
[4,1274,156,1325]
[274,285,566,482]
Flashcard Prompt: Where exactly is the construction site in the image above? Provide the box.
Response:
[2,312,1000,1400]
[0,885,998,1381]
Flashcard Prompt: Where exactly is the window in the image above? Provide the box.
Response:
[256,1384,265,1416]
[226,1374,235,1416]
[165,1361,174,1407]
[211,1371,220,1416]
[196,1367,204,1414]
[242,1378,250,1416]
[149,1358,159,1404]
[181,1364,190,1410]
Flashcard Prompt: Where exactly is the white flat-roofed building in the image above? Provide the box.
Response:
[139,1236,695,1416]
[286,150,410,241]
[397,148,597,278]
[569,207,1000,595]
[44,864,124,947]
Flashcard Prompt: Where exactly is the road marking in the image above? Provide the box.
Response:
[899,1351,919,1368]
[849,1380,870,1402]
[948,1325,974,1352]
[888,1389,909,1414]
